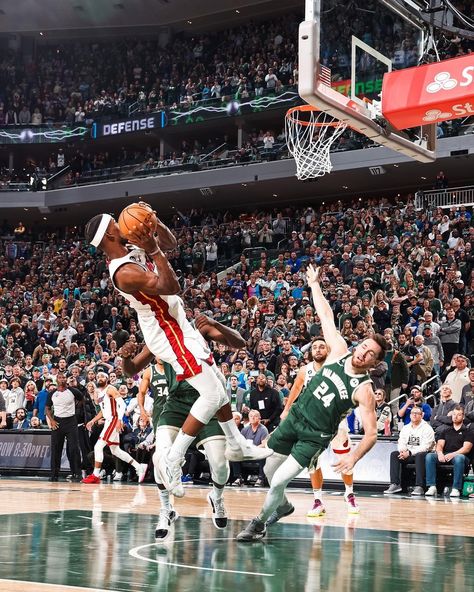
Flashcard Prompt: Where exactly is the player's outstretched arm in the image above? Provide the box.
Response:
[194,314,246,349]
[121,341,154,376]
[333,383,377,474]
[306,264,346,356]
[280,366,305,419]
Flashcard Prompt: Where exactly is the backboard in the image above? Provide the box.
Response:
[298,0,437,162]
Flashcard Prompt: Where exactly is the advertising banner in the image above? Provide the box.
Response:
[0,431,69,471]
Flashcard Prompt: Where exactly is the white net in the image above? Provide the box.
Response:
[285,107,347,180]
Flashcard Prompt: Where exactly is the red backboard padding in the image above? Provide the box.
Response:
[382,53,474,129]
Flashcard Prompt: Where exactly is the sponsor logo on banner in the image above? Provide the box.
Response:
[426,66,474,94]
[426,72,458,93]
[423,102,474,122]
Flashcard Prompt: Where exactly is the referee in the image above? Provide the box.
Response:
[45,373,83,482]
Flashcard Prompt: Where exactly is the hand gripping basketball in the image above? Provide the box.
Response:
[118,202,159,251]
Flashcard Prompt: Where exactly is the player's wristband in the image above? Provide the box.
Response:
[149,246,162,256]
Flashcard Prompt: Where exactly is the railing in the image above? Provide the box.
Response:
[415,185,474,210]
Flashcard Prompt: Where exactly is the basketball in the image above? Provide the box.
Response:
[118,202,158,240]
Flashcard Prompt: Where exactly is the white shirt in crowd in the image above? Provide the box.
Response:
[5,387,25,415]
[57,325,77,350]
[444,369,470,403]
[126,394,154,428]
[397,420,435,455]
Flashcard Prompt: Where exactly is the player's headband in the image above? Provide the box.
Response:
[90,214,113,247]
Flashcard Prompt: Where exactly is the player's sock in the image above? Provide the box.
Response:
[313,488,323,501]
[93,468,101,477]
[167,430,195,462]
[158,486,171,512]
[218,419,243,448]
[212,482,224,501]
[344,484,354,497]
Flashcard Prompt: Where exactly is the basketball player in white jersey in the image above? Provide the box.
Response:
[122,313,243,540]
[85,212,271,496]
[280,337,359,516]
[82,372,148,483]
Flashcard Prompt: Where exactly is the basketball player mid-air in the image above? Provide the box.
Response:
[121,313,246,539]
[85,211,271,496]
[82,372,148,483]
[237,264,388,542]
[281,337,360,516]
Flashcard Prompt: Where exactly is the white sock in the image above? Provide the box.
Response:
[159,488,171,512]
[212,484,224,501]
[313,488,323,501]
[93,468,101,477]
[131,460,140,471]
[219,419,244,448]
[167,430,195,462]
[345,484,354,497]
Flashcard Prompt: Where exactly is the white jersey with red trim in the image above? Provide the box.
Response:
[96,386,117,421]
[108,248,210,381]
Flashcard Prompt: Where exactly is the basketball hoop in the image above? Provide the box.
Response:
[285,105,347,180]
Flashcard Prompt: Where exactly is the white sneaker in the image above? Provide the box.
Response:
[113,472,123,482]
[155,506,179,541]
[207,492,228,529]
[450,488,460,498]
[345,493,360,514]
[225,437,274,462]
[99,469,107,480]
[158,453,185,498]
[425,486,437,496]
[136,463,148,484]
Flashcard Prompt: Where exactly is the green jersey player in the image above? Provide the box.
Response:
[237,264,389,542]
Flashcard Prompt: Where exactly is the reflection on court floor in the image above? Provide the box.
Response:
[0,508,472,592]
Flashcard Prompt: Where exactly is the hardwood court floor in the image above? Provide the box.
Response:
[0,478,473,592]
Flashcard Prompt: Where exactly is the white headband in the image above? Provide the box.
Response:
[90,214,112,247]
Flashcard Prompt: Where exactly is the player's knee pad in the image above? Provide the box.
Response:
[187,364,228,422]
[94,438,106,464]
[270,455,304,492]
[263,452,288,484]
[189,396,219,425]
[203,439,229,486]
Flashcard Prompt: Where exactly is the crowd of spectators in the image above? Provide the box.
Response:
[0,4,472,128]
[0,196,472,476]
[0,15,299,126]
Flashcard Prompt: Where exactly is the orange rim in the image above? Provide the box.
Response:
[286,105,344,128]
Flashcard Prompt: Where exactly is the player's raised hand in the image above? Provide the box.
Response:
[119,340,137,359]
[128,224,160,254]
[306,264,321,287]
